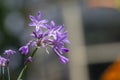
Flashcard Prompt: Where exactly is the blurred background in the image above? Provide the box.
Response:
[1,0,120,80]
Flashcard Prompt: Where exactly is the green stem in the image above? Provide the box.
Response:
[2,67,5,80]
[0,67,2,80]
[17,48,38,80]
[31,48,38,57]
[7,66,10,80]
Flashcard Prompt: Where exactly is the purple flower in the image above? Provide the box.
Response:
[4,49,16,60]
[29,11,48,32]
[26,40,36,46]
[54,48,69,64]
[31,23,69,63]
[19,40,37,55]
[24,56,32,64]
[60,48,69,53]
[22,11,70,64]
[30,30,43,39]
[19,45,29,55]
[51,31,69,51]
[29,24,69,63]
[45,21,55,30]
[0,56,7,67]
[59,55,69,64]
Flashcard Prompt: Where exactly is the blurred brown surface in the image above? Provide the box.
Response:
[87,0,115,8]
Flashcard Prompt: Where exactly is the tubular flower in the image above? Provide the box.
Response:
[19,45,29,55]
[19,40,35,55]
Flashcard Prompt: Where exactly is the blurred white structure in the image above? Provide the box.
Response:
[61,1,89,80]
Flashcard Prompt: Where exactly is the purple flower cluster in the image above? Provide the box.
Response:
[0,49,16,67]
[19,11,69,64]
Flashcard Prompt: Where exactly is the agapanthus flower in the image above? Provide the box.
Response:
[19,11,69,64]
[4,49,16,60]
[0,56,7,67]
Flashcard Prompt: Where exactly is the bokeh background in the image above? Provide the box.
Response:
[1,0,120,80]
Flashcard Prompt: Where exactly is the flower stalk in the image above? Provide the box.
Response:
[17,47,38,80]
[2,67,5,80]
[7,66,10,80]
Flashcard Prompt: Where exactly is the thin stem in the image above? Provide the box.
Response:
[2,67,5,80]
[0,67,2,80]
[17,63,30,80]
[31,47,38,57]
[7,66,10,80]
[17,48,38,80]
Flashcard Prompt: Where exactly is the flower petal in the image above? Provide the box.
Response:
[36,11,41,21]
[40,19,48,24]
[61,48,69,53]
[19,46,29,55]
[59,55,69,64]
[29,15,37,22]
[29,22,36,26]
[51,21,55,26]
